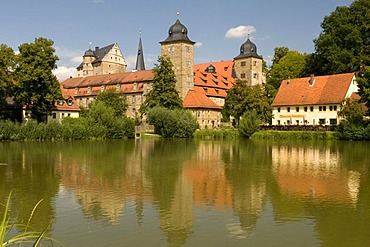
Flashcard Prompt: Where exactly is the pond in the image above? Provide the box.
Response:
[0,139,370,247]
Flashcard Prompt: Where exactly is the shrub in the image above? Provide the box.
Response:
[147,106,199,138]
[239,110,261,138]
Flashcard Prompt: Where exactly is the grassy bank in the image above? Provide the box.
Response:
[193,129,239,140]
[251,130,337,140]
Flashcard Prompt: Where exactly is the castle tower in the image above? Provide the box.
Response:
[82,48,95,77]
[135,31,145,71]
[160,16,195,99]
[233,38,263,86]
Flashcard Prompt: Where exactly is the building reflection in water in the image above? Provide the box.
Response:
[272,144,361,207]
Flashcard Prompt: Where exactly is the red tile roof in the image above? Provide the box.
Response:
[51,87,80,111]
[183,90,222,110]
[61,70,154,89]
[272,73,355,107]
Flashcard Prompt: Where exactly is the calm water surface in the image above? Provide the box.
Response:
[0,139,370,247]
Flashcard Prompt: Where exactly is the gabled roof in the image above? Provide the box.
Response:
[183,90,221,110]
[92,44,115,64]
[272,73,356,107]
[61,70,154,89]
[51,87,80,112]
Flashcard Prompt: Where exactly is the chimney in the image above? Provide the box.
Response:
[95,46,99,52]
[309,74,315,86]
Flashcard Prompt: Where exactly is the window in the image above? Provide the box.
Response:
[296,107,299,112]
[52,113,56,119]
[304,107,307,112]
[330,118,337,125]
[67,98,73,106]
[241,61,246,67]
[101,85,105,92]
[329,105,333,111]
[287,107,290,113]
[68,113,71,117]
[334,105,337,111]
[277,107,281,113]
[310,106,314,112]
[62,113,64,118]
[132,95,136,103]
[74,88,78,95]
[277,120,281,125]
[319,118,325,125]
[58,100,63,106]
[240,73,246,79]
[319,106,322,111]
[254,61,257,66]
[296,120,299,125]
[88,86,91,94]
[253,73,258,79]
[116,84,120,91]
[133,83,138,91]
[323,106,326,111]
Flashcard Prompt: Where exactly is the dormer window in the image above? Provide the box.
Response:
[101,85,105,92]
[74,88,78,95]
[58,100,63,106]
[133,83,138,91]
[67,97,73,106]
[87,86,91,94]
[116,84,120,91]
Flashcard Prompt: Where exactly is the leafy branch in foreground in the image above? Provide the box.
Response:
[0,192,63,246]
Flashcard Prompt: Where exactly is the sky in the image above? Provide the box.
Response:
[0,0,354,81]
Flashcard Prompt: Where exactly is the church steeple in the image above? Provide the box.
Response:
[135,30,145,71]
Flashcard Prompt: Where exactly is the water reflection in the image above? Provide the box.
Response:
[1,140,370,246]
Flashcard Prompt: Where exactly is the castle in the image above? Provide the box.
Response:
[54,17,264,128]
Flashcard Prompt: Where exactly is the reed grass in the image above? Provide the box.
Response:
[251,130,337,140]
[0,192,63,246]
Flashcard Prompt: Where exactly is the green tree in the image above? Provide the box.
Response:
[14,37,61,122]
[0,44,17,119]
[238,110,261,138]
[338,98,365,125]
[96,88,128,116]
[307,0,370,75]
[140,56,183,113]
[358,65,370,114]
[147,106,198,138]
[223,80,272,126]
[268,50,307,90]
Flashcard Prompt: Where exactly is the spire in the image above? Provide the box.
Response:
[135,30,145,71]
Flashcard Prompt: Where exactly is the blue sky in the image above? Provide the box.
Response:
[0,0,353,80]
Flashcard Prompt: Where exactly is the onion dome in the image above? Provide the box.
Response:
[234,38,262,59]
[160,19,195,44]
[83,49,95,57]
[205,63,216,73]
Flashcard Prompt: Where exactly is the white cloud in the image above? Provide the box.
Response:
[53,66,77,81]
[225,25,256,39]
[195,42,203,48]
[125,55,137,71]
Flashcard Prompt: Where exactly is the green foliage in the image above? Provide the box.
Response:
[251,130,337,140]
[147,106,198,138]
[336,121,370,141]
[194,128,239,140]
[238,110,261,138]
[96,88,128,116]
[338,98,365,125]
[358,65,370,113]
[223,81,272,126]
[307,0,370,75]
[0,44,17,119]
[140,56,183,113]
[14,37,62,123]
[267,50,308,90]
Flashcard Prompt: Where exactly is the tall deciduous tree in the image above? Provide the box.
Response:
[307,0,370,75]
[14,37,61,122]
[0,44,17,118]
[223,80,272,126]
[268,50,307,90]
[95,88,128,116]
[140,56,183,113]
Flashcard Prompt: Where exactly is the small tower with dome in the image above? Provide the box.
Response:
[160,13,195,99]
[233,37,263,86]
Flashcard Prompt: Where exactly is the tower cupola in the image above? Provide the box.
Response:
[161,19,195,44]
[234,38,262,59]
